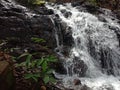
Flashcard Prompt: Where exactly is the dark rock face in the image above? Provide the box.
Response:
[34,7,54,15]
[0,0,56,55]
[62,26,73,47]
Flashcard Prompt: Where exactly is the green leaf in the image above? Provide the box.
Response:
[25,54,32,68]
[31,37,46,43]
[33,73,40,77]
[15,62,26,67]
[37,58,44,67]
[24,73,40,82]
[24,73,33,79]
[32,76,38,82]
[46,69,54,74]
[17,53,29,59]
[43,76,49,84]
[42,61,48,72]
[49,77,56,83]
[30,61,36,68]
[46,55,57,62]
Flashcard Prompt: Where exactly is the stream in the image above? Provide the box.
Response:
[46,3,120,90]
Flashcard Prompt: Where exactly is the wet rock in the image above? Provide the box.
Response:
[63,28,73,46]
[100,48,118,75]
[0,0,56,54]
[99,84,115,90]
[114,10,120,20]
[73,79,81,85]
[61,9,72,18]
[11,7,23,13]
[82,2,100,14]
[80,85,91,90]
[64,11,72,18]
[61,25,74,47]
[97,15,107,22]
[52,61,67,74]
[73,57,88,77]
[71,0,86,7]
[34,7,54,15]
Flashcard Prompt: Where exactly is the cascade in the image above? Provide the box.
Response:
[46,3,120,90]
[1,0,120,89]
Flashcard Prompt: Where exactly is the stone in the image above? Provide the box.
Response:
[73,79,81,85]
[80,85,91,90]
[73,57,88,77]
[71,0,85,7]
[41,86,46,90]
[82,2,99,14]
[97,15,107,22]
[61,9,72,18]
[0,0,56,56]
[0,61,14,90]
[0,61,9,74]
[34,7,54,15]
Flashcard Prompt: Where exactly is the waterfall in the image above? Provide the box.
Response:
[46,3,120,90]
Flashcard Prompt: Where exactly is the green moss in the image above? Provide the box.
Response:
[28,0,45,5]
[88,0,97,6]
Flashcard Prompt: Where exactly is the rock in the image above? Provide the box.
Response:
[80,85,91,90]
[0,0,56,56]
[63,27,74,47]
[61,9,72,18]
[71,0,86,7]
[73,57,88,77]
[0,61,14,90]
[41,86,46,90]
[97,15,107,22]
[97,0,119,10]
[60,21,74,47]
[0,61,9,74]
[73,79,81,85]
[34,7,54,15]
[82,2,99,14]
[51,61,67,74]
[114,10,120,20]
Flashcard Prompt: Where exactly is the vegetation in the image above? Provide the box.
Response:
[31,37,46,43]
[27,0,46,5]
[88,0,98,5]
[15,53,57,84]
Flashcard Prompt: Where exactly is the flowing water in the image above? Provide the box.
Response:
[2,0,120,89]
[46,3,120,90]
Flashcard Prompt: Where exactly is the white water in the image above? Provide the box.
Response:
[46,3,120,90]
